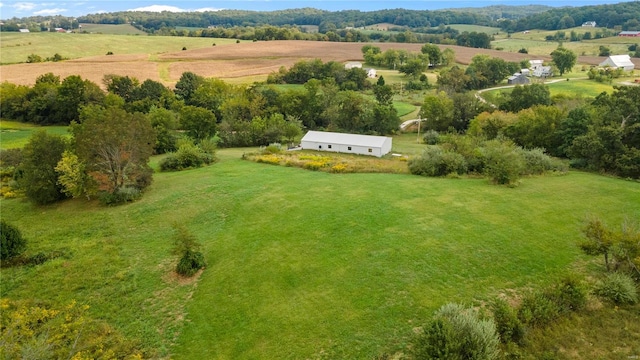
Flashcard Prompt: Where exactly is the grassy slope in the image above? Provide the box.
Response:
[78,23,147,35]
[0,120,69,148]
[0,32,240,64]
[447,24,504,35]
[2,145,639,359]
[492,26,637,56]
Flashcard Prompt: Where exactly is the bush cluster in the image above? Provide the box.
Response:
[412,303,500,360]
[159,141,216,172]
[490,298,524,345]
[408,136,566,185]
[407,146,467,177]
[99,187,142,206]
[517,276,588,327]
[594,272,638,305]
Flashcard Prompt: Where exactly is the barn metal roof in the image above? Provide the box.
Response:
[301,131,389,148]
[601,55,635,68]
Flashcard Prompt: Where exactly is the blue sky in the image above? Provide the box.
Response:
[0,0,630,19]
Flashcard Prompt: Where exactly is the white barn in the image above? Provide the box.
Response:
[599,55,635,71]
[344,61,363,69]
[300,131,392,157]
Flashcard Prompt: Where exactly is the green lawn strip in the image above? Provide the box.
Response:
[0,120,69,149]
[393,101,417,117]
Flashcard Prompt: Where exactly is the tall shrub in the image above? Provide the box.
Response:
[1,220,26,261]
[412,303,500,360]
[481,140,524,185]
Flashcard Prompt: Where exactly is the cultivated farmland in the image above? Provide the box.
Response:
[1,34,549,87]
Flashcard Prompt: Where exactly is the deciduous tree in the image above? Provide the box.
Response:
[19,131,68,204]
[73,106,155,194]
[550,47,577,76]
[419,91,454,132]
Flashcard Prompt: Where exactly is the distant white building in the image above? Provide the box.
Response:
[344,61,362,69]
[529,60,544,70]
[582,21,597,27]
[533,66,553,78]
[300,131,392,157]
[364,68,377,78]
[19,29,29,33]
[599,55,635,71]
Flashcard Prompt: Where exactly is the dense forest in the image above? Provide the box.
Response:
[2,2,639,34]
[497,1,640,32]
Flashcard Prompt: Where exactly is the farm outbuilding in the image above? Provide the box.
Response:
[600,55,635,71]
[345,61,363,69]
[508,73,530,85]
[300,131,392,157]
[618,31,640,37]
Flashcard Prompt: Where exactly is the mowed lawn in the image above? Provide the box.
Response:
[2,148,640,359]
[0,120,69,148]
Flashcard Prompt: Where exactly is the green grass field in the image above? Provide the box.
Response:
[2,141,639,358]
[0,120,69,149]
[0,32,241,64]
[547,79,615,97]
[78,23,147,35]
[492,26,637,56]
[446,24,504,35]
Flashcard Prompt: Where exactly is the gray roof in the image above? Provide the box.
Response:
[619,31,640,35]
[301,131,389,148]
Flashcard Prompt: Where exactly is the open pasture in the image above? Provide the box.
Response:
[78,23,147,35]
[2,144,640,358]
[0,32,237,65]
[0,120,69,149]
[446,24,504,35]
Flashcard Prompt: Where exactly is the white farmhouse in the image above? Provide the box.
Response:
[529,60,544,70]
[300,131,392,157]
[599,55,635,71]
[532,66,553,78]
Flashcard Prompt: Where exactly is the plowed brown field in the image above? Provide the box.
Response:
[2,40,622,88]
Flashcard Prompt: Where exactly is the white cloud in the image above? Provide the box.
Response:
[0,2,4,8]
[33,7,66,15]
[128,5,185,12]
[13,2,37,11]
[195,7,223,12]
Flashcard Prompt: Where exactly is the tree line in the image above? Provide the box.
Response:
[3,3,637,34]
[0,62,402,204]
[415,71,640,181]
[498,1,640,32]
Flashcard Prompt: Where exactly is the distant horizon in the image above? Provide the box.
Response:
[0,0,632,20]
